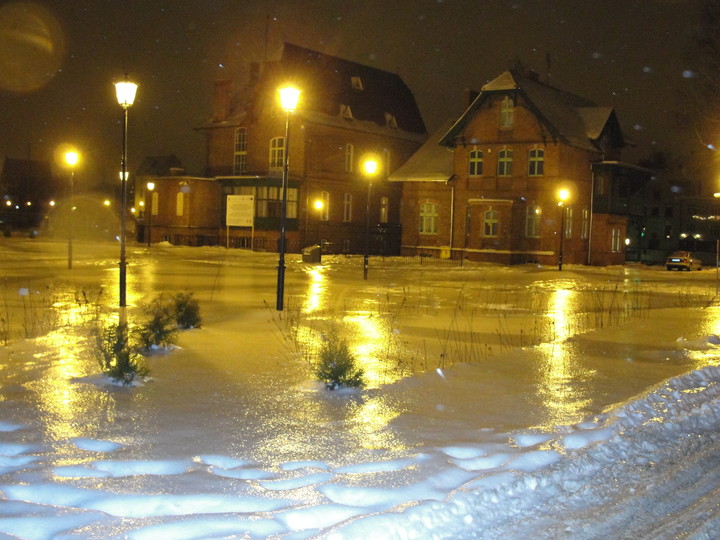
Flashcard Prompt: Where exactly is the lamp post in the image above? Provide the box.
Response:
[362,157,379,280]
[146,181,154,247]
[557,188,570,271]
[115,78,138,314]
[276,85,300,311]
[64,149,79,270]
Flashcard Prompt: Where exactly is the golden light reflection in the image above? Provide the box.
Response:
[347,396,404,451]
[343,312,403,388]
[302,267,327,314]
[29,330,112,444]
[536,288,593,427]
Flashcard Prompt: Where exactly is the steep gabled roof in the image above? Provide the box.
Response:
[388,119,455,182]
[136,154,184,176]
[440,70,624,152]
[267,43,427,135]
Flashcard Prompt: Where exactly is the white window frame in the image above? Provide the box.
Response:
[419,201,438,234]
[499,96,514,128]
[483,207,499,237]
[320,191,330,221]
[269,137,285,170]
[345,144,354,172]
[234,128,248,174]
[379,196,389,224]
[497,148,512,177]
[469,148,483,177]
[528,147,544,176]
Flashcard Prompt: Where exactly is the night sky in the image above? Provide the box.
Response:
[0,0,709,191]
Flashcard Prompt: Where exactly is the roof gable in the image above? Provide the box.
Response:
[440,70,624,152]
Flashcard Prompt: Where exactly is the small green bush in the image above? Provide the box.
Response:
[315,336,365,390]
[137,295,178,349]
[173,291,201,329]
[95,323,149,385]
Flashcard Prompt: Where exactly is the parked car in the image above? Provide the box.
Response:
[665,251,702,271]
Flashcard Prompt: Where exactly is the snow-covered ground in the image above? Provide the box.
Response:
[1,239,719,539]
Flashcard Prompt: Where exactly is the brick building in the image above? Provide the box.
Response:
[187,42,427,254]
[392,70,644,266]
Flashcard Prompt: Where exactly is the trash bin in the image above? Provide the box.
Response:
[302,244,322,263]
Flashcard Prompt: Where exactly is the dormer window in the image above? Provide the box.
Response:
[351,76,364,90]
[385,112,398,129]
[341,104,354,120]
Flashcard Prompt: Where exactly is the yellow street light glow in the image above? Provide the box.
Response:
[103,200,110,206]
[64,150,79,168]
[363,158,379,176]
[115,80,138,108]
[313,199,324,211]
[557,188,570,203]
[278,85,301,112]
[147,181,155,191]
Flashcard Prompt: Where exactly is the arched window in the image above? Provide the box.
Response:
[525,205,541,237]
[269,137,285,170]
[483,207,499,237]
[528,148,544,176]
[497,148,513,176]
[419,201,438,234]
[468,149,483,176]
[320,191,330,221]
[499,96,514,128]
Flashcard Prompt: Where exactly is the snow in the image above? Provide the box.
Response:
[0,240,719,538]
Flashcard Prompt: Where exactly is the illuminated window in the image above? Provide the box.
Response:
[345,144,354,172]
[497,148,513,176]
[525,205,541,237]
[234,128,247,174]
[469,149,483,176]
[419,201,438,234]
[483,207,499,237]
[151,192,159,216]
[269,137,285,170]
[343,193,352,222]
[176,192,184,216]
[499,96,514,128]
[528,148,544,176]
[379,196,389,223]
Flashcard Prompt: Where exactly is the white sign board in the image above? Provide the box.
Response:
[226,195,254,227]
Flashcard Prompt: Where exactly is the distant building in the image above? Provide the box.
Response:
[0,157,55,234]
[185,42,427,253]
[392,69,650,266]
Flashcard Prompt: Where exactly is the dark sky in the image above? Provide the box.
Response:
[0,0,707,190]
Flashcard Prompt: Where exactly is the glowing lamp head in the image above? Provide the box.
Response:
[146,181,155,191]
[64,150,79,168]
[363,159,379,176]
[278,85,300,112]
[313,199,324,211]
[558,188,570,202]
[115,80,138,108]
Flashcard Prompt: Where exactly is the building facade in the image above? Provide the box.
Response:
[393,70,638,266]
[188,43,427,254]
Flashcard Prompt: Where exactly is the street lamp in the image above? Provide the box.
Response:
[557,188,570,271]
[146,181,154,247]
[64,149,79,270]
[276,85,301,311]
[115,78,138,314]
[362,157,380,280]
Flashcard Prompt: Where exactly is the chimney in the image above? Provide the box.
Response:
[212,79,232,122]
